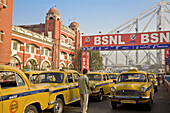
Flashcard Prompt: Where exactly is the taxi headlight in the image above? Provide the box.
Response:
[92,84,96,89]
[111,87,116,92]
[141,87,146,93]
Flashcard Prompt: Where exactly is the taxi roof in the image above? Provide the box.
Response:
[120,69,148,75]
[39,69,79,74]
[108,73,119,75]
[24,71,43,74]
[87,72,107,74]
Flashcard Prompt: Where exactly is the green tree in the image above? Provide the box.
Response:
[89,51,103,71]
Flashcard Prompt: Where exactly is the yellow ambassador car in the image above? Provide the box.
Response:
[0,65,49,113]
[24,71,42,83]
[109,69,154,111]
[148,73,158,92]
[87,72,115,101]
[33,69,81,113]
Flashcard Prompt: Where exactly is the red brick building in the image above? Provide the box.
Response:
[0,1,81,71]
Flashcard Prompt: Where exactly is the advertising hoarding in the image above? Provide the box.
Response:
[81,51,89,73]
[82,31,170,50]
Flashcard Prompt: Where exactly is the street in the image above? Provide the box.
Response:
[43,84,170,113]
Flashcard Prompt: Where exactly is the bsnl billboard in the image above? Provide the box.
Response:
[82,31,170,50]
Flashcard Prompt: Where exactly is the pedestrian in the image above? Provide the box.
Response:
[162,75,165,84]
[78,69,91,113]
[157,75,160,86]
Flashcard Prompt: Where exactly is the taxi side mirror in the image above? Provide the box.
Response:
[113,80,117,84]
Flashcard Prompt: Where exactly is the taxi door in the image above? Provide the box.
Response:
[105,74,111,93]
[1,71,29,113]
[72,72,80,100]
[102,74,108,94]
[65,73,75,103]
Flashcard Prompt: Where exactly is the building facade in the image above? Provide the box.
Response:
[0,1,81,71]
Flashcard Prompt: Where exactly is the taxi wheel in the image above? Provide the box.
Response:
[52,98,64,113]
[98,90,103,102]
[111,101,117,109]
[155,87,158,92]
[146,99,151,111]
[24,105,38,113]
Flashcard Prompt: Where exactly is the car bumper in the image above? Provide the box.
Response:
[109,95,150,103]
[90,91,100,96]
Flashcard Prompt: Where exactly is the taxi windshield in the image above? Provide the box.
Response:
[34,73,64,83]
[118,73,146,82]
[87,74,101,81]
[109,74,117,79]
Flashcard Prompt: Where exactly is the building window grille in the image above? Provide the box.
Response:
[31,46,35,53]
[26,45,29,52]
[45,49,48,56]
[67,38,72,45]
[41,48,44,55]
[13,42,18,50]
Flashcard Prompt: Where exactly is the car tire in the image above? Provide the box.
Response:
[24,105,38,113]
[52,98,64,113]
[111,101,117,109]
[146,99,151,111]
[98,90,103,102]
[155,87,158,92]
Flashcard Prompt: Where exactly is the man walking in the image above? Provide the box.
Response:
[78,69,91,113]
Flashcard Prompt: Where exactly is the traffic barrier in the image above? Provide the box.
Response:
[165,75,170,95]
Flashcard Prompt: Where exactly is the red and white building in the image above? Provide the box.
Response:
[0,1,81,71]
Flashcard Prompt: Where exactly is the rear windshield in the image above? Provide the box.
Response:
[87,74,101,81]
[109,74,117,79]
[34,73,64,83]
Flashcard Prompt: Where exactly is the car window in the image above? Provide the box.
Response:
[106,74,109,80]
[65,73,73,83]
[0,71,25,89]
[103,75,106,81]
[73,73,79,82]
[30,74,39,82]
[87,74,101,81]
[34,73,64,83]
[118,73,146,82]
[25,73,29,79]
[109,74,117,79]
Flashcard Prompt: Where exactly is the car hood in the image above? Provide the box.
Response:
[89,81,100,86]
[115,82,147,91]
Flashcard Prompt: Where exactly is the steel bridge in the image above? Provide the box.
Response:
[102,0,170,72]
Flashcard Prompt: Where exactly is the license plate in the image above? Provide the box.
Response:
[121,100,136,104]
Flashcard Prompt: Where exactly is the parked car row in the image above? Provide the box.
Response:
[0,65,157,113]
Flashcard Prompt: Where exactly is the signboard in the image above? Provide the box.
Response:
[82,31,170,50]
[165,49,170,75]
[81,51,89,73]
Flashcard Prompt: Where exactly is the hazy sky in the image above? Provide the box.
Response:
[13,0,169,35]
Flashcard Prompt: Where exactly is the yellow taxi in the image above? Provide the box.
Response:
[0,65,49,113]
[109,69,154,111]
[87,72,115,101]
[24,71,42,83]
[33,69,81,113]
[108,73,119,81]
[148,73,158,92]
